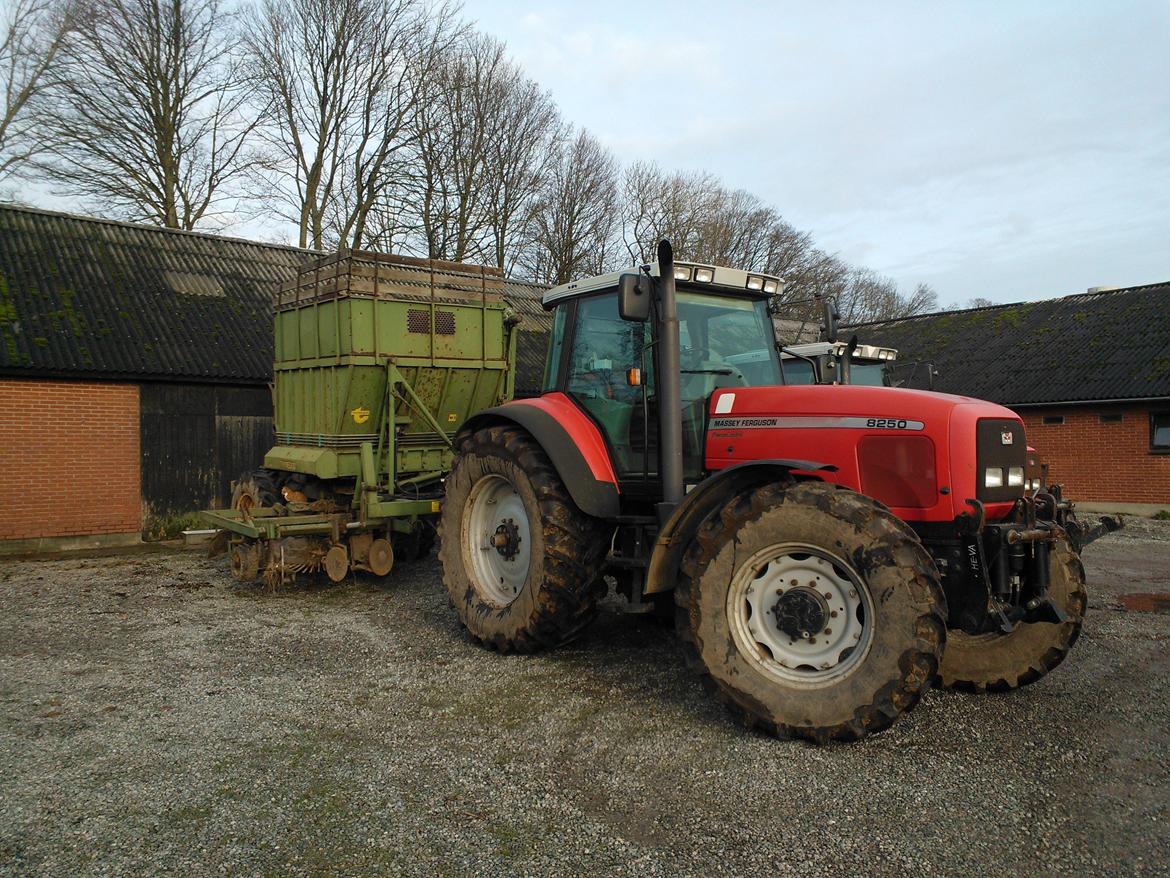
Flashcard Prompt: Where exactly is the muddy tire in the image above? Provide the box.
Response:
[676,480,946,743]
[439,425,609,653]
[939,535,1085,692]
[231,469,283,512]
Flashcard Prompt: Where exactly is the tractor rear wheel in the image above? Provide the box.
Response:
[439,425,608,653]
[677,480,946,743]
[939,535,1085,692]
[231,469,283,513]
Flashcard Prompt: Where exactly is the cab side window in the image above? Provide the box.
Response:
[566,293,652,475]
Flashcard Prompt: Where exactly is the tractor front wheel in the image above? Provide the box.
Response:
[939,535,1086,692]
[439,425,608,653]
[677,480,946,743]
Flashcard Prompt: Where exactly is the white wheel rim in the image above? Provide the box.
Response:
[726,543,874,686]
[462,474,532,606]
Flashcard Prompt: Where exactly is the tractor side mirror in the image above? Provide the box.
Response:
[820,296,840,343]
[618,272,651,322]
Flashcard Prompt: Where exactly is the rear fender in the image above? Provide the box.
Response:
[644,459,834,595]
[458,395,620,519]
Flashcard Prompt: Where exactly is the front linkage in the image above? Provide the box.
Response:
[922,488,1110,638]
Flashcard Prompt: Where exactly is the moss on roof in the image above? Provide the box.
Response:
[856,283,1170,405]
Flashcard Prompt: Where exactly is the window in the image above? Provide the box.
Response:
[1043,415,1064,425]
[542,306,568,391]
[1152,412,1170,452]
[564,293,653,475]
[1100,413,1123,424]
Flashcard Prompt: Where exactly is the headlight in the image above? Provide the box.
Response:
[985,467,1004,488]
[763,279,779,294]
[674,266,692,281]
[1007,466,1024,487]
[695,267,714,283]
[746,275,764,291]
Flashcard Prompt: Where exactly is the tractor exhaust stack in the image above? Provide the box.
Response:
[656,239,685,525]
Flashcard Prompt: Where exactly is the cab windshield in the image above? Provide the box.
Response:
[677,291,781,387]
[848,362,885,386]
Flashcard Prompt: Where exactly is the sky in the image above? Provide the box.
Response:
[462,0,1170,307]
[15,0,1168,308]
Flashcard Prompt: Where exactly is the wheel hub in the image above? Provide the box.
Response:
[491,519,522,561]
[727,545,874,684]
[772,587,829,640]
[462,474,532,606]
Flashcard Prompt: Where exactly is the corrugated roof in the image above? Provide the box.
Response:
[501,277,551,399]
[0,205,556,387]
[855,282,1170,405]
[0,205,310,382]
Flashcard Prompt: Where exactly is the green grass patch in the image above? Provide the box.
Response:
[142,512,206,541]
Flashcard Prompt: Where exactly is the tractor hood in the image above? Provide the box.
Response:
[706,385,1026,523]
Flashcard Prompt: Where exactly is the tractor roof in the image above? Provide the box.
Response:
[542,261,784,308]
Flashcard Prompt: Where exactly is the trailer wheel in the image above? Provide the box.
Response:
[439,425,608,653]
[676,480,946,743]
[230,541,260,582]
[939,535,1085,692]
[231,469,283,513]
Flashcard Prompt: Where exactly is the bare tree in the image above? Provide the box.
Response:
[35,0,256,228]
[479,61,560,272]
[246,0,459,250]
[404,32,505,262]
[966,296,995,308]
[527,128,619,285]
[621,162,721,265]
[397,32,560,269]
[0,0,72,186]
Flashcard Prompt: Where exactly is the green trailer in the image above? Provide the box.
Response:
[204,250,518,584]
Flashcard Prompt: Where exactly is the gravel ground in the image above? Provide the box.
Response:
[2,520,1169,877]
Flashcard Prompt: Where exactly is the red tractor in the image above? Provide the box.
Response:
[439,242,1086,742]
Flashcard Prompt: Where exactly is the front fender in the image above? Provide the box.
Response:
[459,394,620,519]
[644,459,834,595]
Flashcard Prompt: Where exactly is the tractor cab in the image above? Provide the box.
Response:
[541,261,783,485]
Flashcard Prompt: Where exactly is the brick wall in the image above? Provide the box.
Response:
[0,379,141,540]
[1018,403,1170,505]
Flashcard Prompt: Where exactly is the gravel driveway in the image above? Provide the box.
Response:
[2,521,1169,877]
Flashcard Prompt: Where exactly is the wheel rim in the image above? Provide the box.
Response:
[726,543,874,686]
[462,474,532,606]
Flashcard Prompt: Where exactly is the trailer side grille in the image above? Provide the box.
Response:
[407,309,430,333]
[276,432,379,448]
[434,310,456,334]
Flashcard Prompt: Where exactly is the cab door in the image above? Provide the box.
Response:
[556,292,657,485]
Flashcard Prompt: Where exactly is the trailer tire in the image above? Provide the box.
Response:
[939,535,1085,693]
[231,469,283,512]
[439,425,608,653]
[676,480,946,743]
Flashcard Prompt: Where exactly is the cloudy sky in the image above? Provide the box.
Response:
[466,0,1169,306]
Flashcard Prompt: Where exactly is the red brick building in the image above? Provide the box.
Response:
[0,380,141,543]
[861,282,1170,511]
